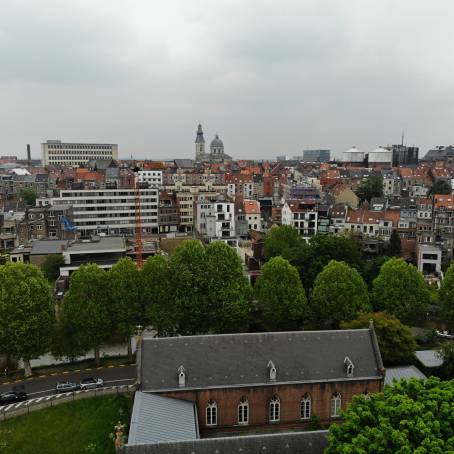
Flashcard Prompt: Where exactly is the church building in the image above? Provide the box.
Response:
[195,123,232,163]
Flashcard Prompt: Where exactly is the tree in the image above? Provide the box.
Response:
[355,174,383,203]
[387,229,402,256]
[326,377,454,453]
[142,255,175,336]
[169,240,210,335]
[255,256,308,330]
[439,262,454,331]
[360,256,390,289]
[41,254,65,282]
[430,179,451,195]
[264,225,306,261]
[437,342,454,380]
[371,258,430,324]
[108,258,142,361]
[341,312,416,365]
[309,260,370,328]
[301,235,363,292]
[0,263,55,376]
[20,187,37,206]
[205,241,251,333]
[61,264,111,365]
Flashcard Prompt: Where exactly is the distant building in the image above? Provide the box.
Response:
[303,149,330,163]
[391,145,419,166]
[367,147,392,168]
[41,140,118,167]
[243,199,262,231]
[138,170,163,186]
[281,200,318,240]
[194,124,232,163]
[342,146,365,165]
[422,145,454,162]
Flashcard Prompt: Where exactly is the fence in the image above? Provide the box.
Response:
[0,383,136,420]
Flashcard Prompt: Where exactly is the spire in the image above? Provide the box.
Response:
[195,123,205,144]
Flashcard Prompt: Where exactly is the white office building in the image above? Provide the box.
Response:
[41,140,119,166]
[138,170,163,186]
[44,188,158,237]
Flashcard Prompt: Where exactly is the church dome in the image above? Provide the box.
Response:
[210,134,223,148]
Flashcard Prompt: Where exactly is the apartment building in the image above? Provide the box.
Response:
[243,199,262,231]
[282,200,318,240]
[195,200,236,246]
[45,188,159,237]
[139,170,163,186]
[41,140,118,167]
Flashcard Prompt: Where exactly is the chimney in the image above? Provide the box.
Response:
[26,144,31,165]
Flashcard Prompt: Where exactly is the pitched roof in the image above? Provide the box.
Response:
[140,329,383,393]
[128,392,198,445]
[30,240,69,255]
[123,430,329,454]
[384,365,426,386]
[244,199,260,214]
[415,350,444,368]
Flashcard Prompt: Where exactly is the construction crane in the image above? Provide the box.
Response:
[133,167,144,268]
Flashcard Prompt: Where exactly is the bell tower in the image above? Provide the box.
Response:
[195,123,205,160]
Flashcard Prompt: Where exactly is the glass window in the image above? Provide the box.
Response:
[331,392,341,417]
[300,394,311,420]
[269,395,280,422]
[206,400,217,426]
[238,397,249,425]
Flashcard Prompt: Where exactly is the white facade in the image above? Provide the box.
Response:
[196,201,236,245]
[342,146,364,163]
[138,170,163,186]
[368,147,392,164]
[417,244,442,275]
[41,140,118,166]
[282,202,318,240]
[46,188,158,237]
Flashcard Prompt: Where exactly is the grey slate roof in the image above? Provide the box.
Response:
[140,329,383,392]
[122,430,328,454]
[384,365,426,386]
[415,350,444,368]
[128,392,198,445]
[30,240,69,255]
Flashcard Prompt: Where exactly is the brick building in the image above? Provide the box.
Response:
[135,327,384,441]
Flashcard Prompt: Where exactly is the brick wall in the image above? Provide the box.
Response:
[161,378,382,435]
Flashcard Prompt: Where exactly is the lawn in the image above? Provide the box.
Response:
[0,394,133,454]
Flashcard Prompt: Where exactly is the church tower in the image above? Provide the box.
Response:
[195,124,205,161]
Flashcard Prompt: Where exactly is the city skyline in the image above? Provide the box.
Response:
[1,1,454,159]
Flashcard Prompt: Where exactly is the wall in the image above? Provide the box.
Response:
[161,378,382,435]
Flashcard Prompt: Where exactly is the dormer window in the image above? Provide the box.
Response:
[344,356,354,377]
[177,365,186,387]
[267,360,277,381]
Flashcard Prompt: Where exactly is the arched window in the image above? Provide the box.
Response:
[206,400,217,426]
[238,397,249,425]
[331,392,342,418]
[269,395,280,422]
[300,394,311,420]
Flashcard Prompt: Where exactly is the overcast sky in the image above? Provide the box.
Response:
[1,0,454,160]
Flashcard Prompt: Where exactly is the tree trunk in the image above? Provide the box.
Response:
[127,337,133,363]
[23,359,32,378]
[94,346,100,366]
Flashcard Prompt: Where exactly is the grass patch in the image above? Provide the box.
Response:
[0,394,133,454]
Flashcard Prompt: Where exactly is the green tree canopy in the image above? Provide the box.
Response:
[326,377,454,453]
[20,187,37,206]
[360,256,390,289]
[61,264,111,365]
[439,262,454,331]
[387,229,402,256]
[341,312,416,365]
[108,257,142,361]
[169,240,210,335]
[264,225,306,261]
[371,258,430,324]
[0,262,55,376]
[205,241,251,333]
[437,342,454,380]
[355,174,383,203]
[142,255,174,336]
[310,260,370,328]
[41,254,65,282]
[255,256,308,330]
[430,179,451,195]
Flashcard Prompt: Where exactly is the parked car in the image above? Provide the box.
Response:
[56,381,79,393]
[79,377,104,390]
[0,391,27,405]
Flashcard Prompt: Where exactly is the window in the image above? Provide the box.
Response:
[238,397,249,425]
[331,392,341,417]
[269,395,280,422]
[300,394,311,419]
[206,400,217,426]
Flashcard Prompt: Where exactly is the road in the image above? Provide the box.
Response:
[0,364,137,398]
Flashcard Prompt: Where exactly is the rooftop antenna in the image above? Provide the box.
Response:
[401,131,404,147]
